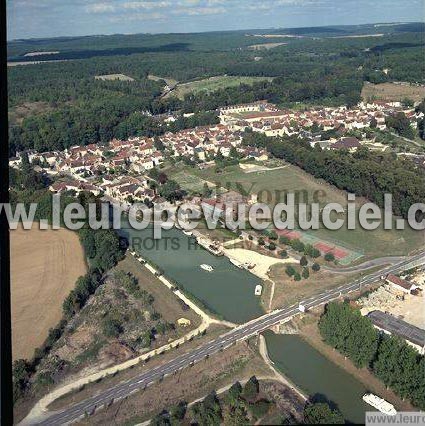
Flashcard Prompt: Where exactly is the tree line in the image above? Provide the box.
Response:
[319,302,425,410]
[12,188,125,402]
[152,375,344,425]
[242,132,425,220]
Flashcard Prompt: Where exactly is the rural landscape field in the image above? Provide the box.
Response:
[10,225,87,360]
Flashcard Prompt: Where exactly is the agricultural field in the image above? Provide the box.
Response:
[248,42,287,50]
[148,74,178,87]
[10,225,87,360]
[172,162,424,259]
[94,74,135,82]
[361,82,425,103]
[166,75,274,100]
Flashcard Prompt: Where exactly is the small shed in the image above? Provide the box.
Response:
[177,318,191,327]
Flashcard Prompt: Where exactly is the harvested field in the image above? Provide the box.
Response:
[11,226,87,360]
[248,42,287,50]
[166,75,273,100]
[362,82,425,103]
[94,73,134,81]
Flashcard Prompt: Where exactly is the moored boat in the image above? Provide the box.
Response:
[362,393,397,416]
[200,264,214,272]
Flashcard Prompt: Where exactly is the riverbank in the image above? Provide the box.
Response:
[258,335,308,402]
[223,247,296,280]
[297,318,415,412]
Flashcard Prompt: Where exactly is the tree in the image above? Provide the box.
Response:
[385,112,415,139]
[154,136,165,152]
[294,272,302,281]
[268,230,278,240]
[302,267,310,279]
[312,263,321,272]
[370,117,378,128]
[159,180,185,203]
[324,253,335,262]
[268,242,276,251]
[300,256,308,267]
[319,302,378,368]
[227,381,242,406]
[303,403,344,424]
[285,265,296,277]
[170,402,187,422]
[242,376,259,401]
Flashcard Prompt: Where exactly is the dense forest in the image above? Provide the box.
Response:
[7,24,425,155]
[319,302,425,410]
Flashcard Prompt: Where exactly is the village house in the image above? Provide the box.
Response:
[384,274,419,295]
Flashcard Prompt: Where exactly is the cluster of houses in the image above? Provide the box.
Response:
[9,99,424,206]
[219,99,423,152]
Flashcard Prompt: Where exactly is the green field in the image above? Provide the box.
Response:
[168,169,216,193]
[170,162,424,259]
[167,75,274,100]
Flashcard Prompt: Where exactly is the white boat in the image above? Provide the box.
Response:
[362,393,397,416]
[254,285,263,296]
[183,230,193,236]
[229,258,255,270]
[229,258,244,268]
[200,264,214,272]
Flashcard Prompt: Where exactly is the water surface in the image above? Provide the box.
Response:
[264,331,372,424]
[120,221,264,323]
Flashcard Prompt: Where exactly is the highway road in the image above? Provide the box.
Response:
[34,250,424,425]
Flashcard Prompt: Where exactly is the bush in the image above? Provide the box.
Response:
[258,237,265,246]
[268,242,276,251]
[285,265,296,277]
[290,239,305,253]
[304,402,344,424]
[294,272,302,281]
[249,399,271,419]
[300,256,308,266]
[302,267,310,279]
[102,317,123,338]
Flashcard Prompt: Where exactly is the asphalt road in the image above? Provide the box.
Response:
[36,250,425,425]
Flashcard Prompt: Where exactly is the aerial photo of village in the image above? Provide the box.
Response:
[4,0,425,425]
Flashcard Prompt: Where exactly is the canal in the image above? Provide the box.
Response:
[264,331,372,424]
[120,221,264,324]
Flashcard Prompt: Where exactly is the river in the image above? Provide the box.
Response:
[120,220,264,324]
[120,219,372,422]
[264,331,372,424]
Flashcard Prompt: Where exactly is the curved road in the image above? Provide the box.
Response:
[29,251,424,425]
